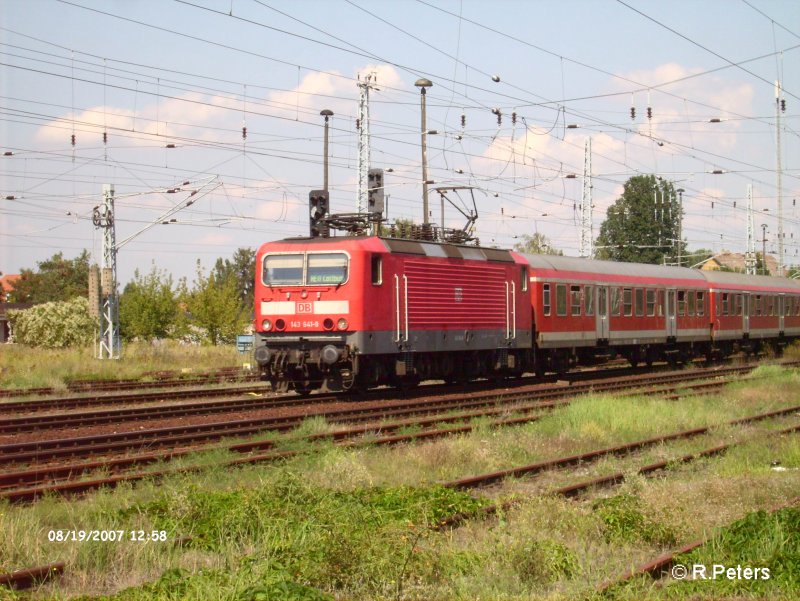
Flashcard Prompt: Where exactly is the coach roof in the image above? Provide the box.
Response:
[521,254,707,282]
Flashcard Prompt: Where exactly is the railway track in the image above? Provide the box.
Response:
[0,562,65,590]
[435,419,800,530]
[598,495,800,592]
[0,363,793,502]
[0,362,763,467]
[0,366,254,399]
[0,360,774,433]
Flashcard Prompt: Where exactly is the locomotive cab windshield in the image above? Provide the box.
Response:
[263,252,349,287]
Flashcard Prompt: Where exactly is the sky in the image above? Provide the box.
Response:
[1,0,799,286]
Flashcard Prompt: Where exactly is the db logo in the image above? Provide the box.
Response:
[296,302,313,314]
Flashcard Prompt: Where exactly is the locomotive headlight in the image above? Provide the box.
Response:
[261,319,272,331]
[337,318,348,331]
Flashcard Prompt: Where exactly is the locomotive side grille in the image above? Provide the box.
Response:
[404,260,507,327]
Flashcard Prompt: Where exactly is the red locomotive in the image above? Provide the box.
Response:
[253,235,800,394]
[254,235,531,393]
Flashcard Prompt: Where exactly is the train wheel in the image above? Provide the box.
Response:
[292,364,314,397]
[396,375,420,391]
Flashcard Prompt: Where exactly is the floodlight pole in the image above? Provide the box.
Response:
[415,78,433,227]
[321,109,333,192]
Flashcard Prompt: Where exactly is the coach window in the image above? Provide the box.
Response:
[755,295,762,316]
[635,288,644,317]
[623,288,632,317]
[585,285,594,316]
[645,289,656,316]
[611,288,621,316]
[556,284,568,316]
[571,285,582,316]
[736,294,743,316]
[521,267,528,292]
[677,290,686,316]
[543,284,551,316]
[657,290,664,316]
[722,293,731,316]
[688,291,695,316]
[697,291,705,317]
[371,255,382,285]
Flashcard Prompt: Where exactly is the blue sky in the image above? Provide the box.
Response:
[1,0,798,285]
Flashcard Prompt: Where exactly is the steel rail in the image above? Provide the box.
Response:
[0,562,64,590]
[597,495,800,592]
[2,382,798,503]
[0,365,760,467]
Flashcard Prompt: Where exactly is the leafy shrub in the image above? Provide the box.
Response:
[7,297,94,348]
[592,493,676,546]
[510,538,578,584]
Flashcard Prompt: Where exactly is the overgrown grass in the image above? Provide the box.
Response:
[0,342,246,391]
[607,505,800,600]
[2,365,800,599]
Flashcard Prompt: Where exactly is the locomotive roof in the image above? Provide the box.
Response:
[269,235,516,262]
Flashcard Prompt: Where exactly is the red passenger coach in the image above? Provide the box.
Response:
[254,236,531,393]
[702,271,800,355]
[522,255,712,371]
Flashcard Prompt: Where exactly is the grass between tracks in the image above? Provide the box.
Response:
[0,342,246,391]
[1,365,800,600]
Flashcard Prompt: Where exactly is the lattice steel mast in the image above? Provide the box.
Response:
[746,184,757,275]
[357,73,378,214]
[93,184,120,359]
[579,137,593,258]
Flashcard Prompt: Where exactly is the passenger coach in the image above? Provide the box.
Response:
[522,254,711,371]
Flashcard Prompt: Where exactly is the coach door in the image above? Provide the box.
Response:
[743,292,750,336]
[666,289,677,338]
[596,286,609,340]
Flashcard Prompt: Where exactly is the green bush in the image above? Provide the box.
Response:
[592,493,676,546]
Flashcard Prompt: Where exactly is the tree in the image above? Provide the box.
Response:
[513,232,563,255]
[187,262,248,345]
[119,265,179,341]
[11,250,91,303]
[212,247,256,311]
[595,175,685,264]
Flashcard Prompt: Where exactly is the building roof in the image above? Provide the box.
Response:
[700,251,779,275]
[0,274,19,301]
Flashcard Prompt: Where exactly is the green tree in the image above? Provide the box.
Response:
[187,262,247,345]
[513,232,563,255]
[595,175,685,264]
[212,248,256,312]
[119,265,179,341]
[10,250,91,303]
